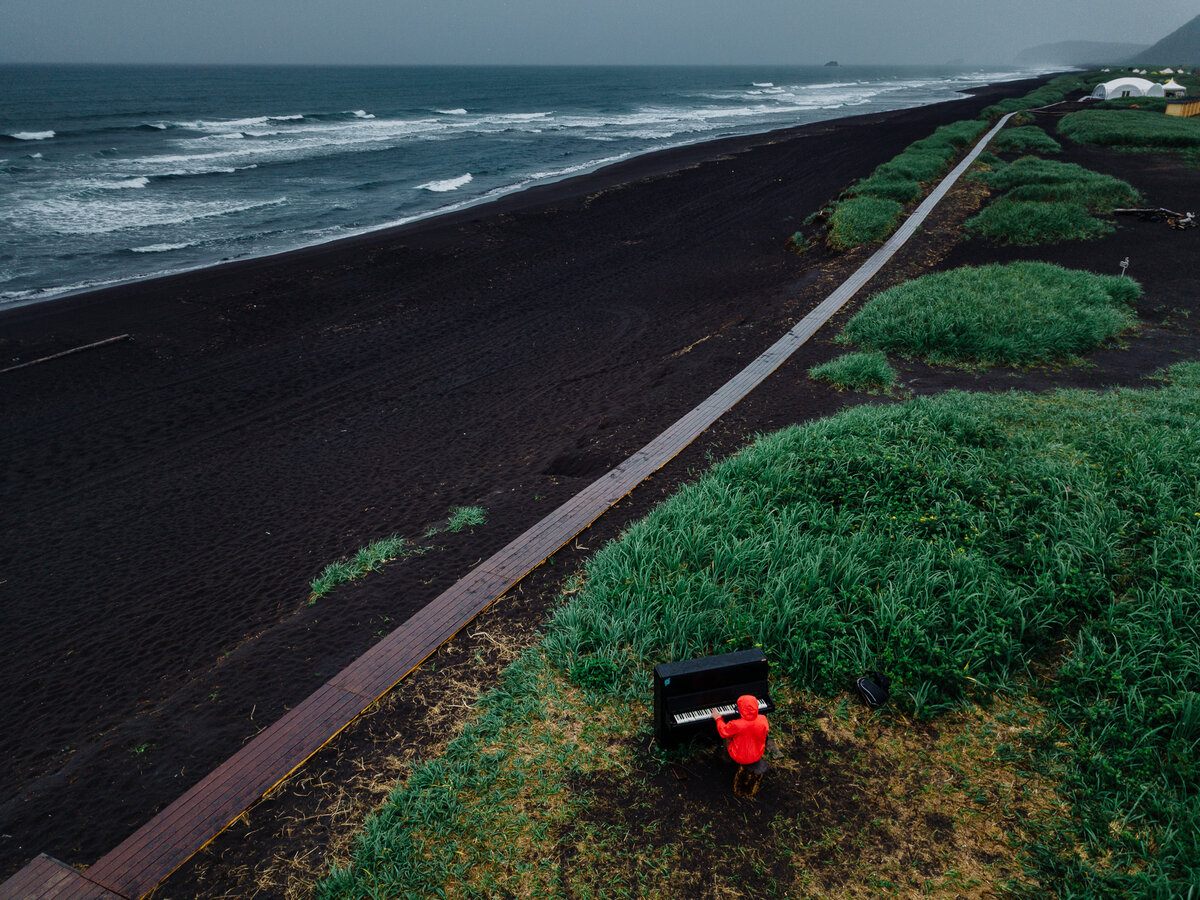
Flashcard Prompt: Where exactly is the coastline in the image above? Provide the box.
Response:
[0,74,1058,881]
[0,74,1057,326]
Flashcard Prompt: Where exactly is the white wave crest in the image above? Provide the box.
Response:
[94,176,151,190]
[352,110,375,119]
[437,108,468,116]
[752,82,774,87]
[1,196,289,236]
[130,241,199,253]
[418,173,473,192]
[10,131,55,141]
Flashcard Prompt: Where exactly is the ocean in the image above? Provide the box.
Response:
[0,64,1045,308]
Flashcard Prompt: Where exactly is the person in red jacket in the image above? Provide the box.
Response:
[713,694,770,796]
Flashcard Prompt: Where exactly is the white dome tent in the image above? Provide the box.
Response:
[1090,77,1167,100]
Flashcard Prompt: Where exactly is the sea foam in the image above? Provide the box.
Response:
[418,173,473,192]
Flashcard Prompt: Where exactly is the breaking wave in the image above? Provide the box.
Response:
[418,173,473,192]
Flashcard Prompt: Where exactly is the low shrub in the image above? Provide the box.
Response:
[990,125,1061,155]
[808,350,897,392]
[840,261,1140,366]
[826,196,902,249]
[964,198,1113,245]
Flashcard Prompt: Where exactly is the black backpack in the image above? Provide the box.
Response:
[855,670,890,708]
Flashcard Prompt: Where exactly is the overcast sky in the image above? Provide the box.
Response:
[0,0,1194,66]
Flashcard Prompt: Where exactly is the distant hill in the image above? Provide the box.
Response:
[1130,12,1200,64]
[1016,40,1148,66]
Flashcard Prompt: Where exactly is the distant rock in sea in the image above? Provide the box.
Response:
[824,60,839,67]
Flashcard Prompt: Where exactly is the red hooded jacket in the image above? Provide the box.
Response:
[715,694,769,765]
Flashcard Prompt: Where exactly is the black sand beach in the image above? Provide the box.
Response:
[12,74,1177,888]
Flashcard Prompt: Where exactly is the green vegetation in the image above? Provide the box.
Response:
[827,120,990,249]
[990,125,1062,155]
[979,72,1111,121]
[320,364,1200,898]
[840,262,1139,367]
[445,504,488,533]
[309,506,487,600]
[851,170,922,203]
[965,156,1140,246]
[1059,108,1200,149]
[978,157,1140,212]
[826,196,903,249]
[1096,95,1170,113]
[966,199,1115,246]
[309,533,416,600]
[808,350,898,392]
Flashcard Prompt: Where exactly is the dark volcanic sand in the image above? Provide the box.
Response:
[8,76,1194,890]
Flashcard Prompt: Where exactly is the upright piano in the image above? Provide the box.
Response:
[652,648,774,749]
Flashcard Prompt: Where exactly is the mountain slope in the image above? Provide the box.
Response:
[1016,41,1147,66]
[1130,13,1200,64]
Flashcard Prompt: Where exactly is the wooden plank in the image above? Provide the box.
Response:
[0,855,125,900]
[1,112,1014,900]
[85,684,365,899]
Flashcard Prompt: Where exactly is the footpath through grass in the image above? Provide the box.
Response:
[318,363,1200,899]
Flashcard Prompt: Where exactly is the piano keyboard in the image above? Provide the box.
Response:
[672,697,768,726]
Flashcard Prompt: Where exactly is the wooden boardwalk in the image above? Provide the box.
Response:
[0,113,1014,900]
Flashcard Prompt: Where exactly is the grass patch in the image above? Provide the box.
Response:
[320,363,1200,898]
[839,261,1139,367]
[979,156,1140,212]
[852,170,922,203]
[965,199,1114,246]
[445,504,487,533]
[826,196,903,250]
[309,533,416,600]
[990,125,1062,155]
[829,120,989,249]
[808,350,898,392]
[1059,109,1200,150]
[979,72,1111,121]
[309,506,488,600]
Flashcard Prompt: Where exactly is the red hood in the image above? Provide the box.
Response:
[736,694,759,720]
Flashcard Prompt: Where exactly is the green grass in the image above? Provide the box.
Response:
[979,72,1112,121]
[445,504,487,533]
[965,199,1115,246]
[826,196,903,249]
[839,262,1139,367]
[1059,109,1200,149]
[852,170,923,203]
[309,506,488,600]
[309,533,415,600]
[979,156,1140,212]
[318,363,1200,899]
[990,125,1062,155]
[808,350,898,392]
[830,120,989,249]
